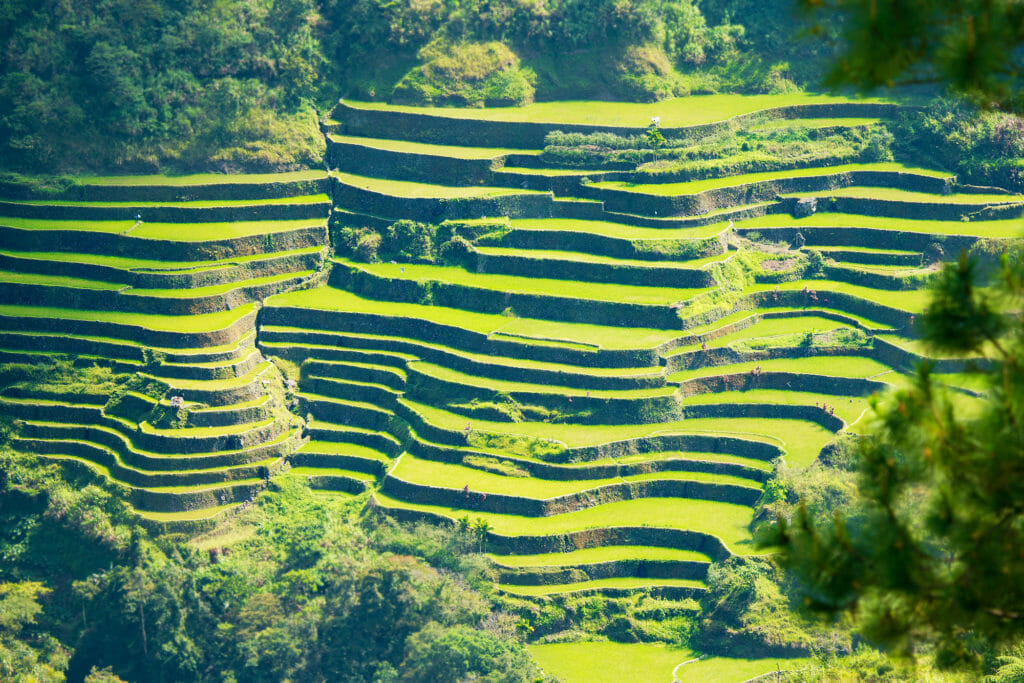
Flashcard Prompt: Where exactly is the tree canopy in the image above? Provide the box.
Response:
[775,242,1024,669]
[800,0,1024,113]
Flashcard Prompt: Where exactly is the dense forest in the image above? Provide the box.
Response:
[0,0,830,173]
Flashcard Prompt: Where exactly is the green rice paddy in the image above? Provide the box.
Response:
[332,171,542,198]
[475,245,731,269]
[501,577,705,595]
[2,93,1001,636]
[329,134,518,159]
[0,217,327,241]
[266,287,682,349]
[0,270,125,290]
[787,186,1024,203]
[344,93,889,127]
[668,355,893,381]
[488,545,711,566]
[595,161,952,196]
[0,303,255,332]
[340,258,706,305]
[9,194,329,208]
[78,170,327,185]
[738,212,1024,237]
[509,217,729,240]
[374,492,756,551]
[391,454,759,498]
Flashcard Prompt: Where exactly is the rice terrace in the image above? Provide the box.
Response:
[2,1,1023,682]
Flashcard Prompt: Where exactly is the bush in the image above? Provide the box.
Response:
[890,100,1024,191]
[391,41,535,107]
[438,235,476,268]
[355,232,382,262]
[614,45,682,102]
[381,220,436,263]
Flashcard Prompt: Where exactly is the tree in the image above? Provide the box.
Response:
[472,518,491,553]
[0,582,67,681]
[397,622,541,682]
[775,251,1024,668]
[799,0,1024,113]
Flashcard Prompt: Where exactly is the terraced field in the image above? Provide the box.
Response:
[0,172,331,527]
[2,95,1012,675]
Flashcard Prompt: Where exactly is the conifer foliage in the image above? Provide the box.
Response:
[776,251,1024,667]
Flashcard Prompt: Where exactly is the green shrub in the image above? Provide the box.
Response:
[613,45,682,102]
[890,100,1024,191]
[438,235,476,268]
[381,220,436,263]
[355,232,382,263]
[697,556,847,657]
[805,249,826,277]
[391,41,535,107]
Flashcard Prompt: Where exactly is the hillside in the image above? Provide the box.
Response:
[0,0,837,175]
[0,91,1014,680]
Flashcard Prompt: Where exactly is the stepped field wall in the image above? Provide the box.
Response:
[735,224,978,255]
[381,475,761,516]
[0,224,328,261]
[373,498,733,559]
[330,265,685,329]
[473,251,717,288]
[0,201,330,224]
[331,177,554,222]
[14,438,281,488]
[583,171,952,217]
[496,558,709,585]
[677,288,913,332]
[335,101,905,149]
[19,421,303,471]
[562,433,783,463]
[822,263,933,290]
[260,306,659,368]
[0,275,315,317]
[289,450,388,477]
[872,337,991,373]
[682,402,844,432]
[405,370,681,425]
[0,179,329,202]
[406,438,768,483]
[328,140,497,186]
[827,196,1024,221]
[498,228,728,262]
[674,371,889,397]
